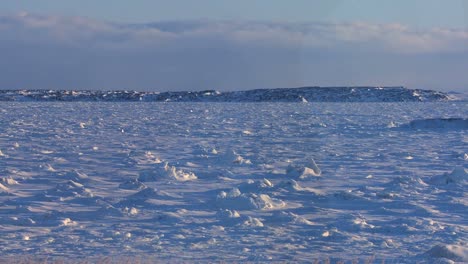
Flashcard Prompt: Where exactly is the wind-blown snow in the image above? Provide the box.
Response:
[0,101,466,262]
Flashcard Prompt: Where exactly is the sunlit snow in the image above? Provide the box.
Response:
[0,101,466,262]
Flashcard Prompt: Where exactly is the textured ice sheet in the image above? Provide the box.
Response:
[0,102,466,262]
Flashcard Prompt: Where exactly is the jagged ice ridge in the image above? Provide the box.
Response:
[0,86,453,102]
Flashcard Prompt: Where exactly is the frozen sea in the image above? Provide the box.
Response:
[0,102,467,263]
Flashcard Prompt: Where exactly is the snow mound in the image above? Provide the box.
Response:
[119,179,146,190]
[401,118,468,130]
[237,178,274,193]
[216,209,242,226]
[95,205,125,217]
[34,214,78,227]
[0,149,8,157]
[430,167,467,185]
[0,183,11,195]
[126,187,162,201]
[46,180,94,198]
[138,162,197,182]
[342,215,375,231]
[193,145,218,158]
[216,188,286,210]
[41,163,57,172]
[286,158,321,179]
[332,190,366,201]
[241,216,264,227]
[59,218,78,226]
[96,205,139,217]
[217,209,241,219]
[277,179,304,191]
[272,211,315,226]
[220,150,252,165]
[1,177,19,185]
[388,175,428,187]
[425,244,468,262]
[130,151,163,165]
[383,175,428,194]
[116,187,165,207]
[61,170,89,182]
[276,179,324,195]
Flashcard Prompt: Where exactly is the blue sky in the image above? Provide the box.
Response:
[0,1,467,92]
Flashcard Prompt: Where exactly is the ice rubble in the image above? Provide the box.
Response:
[0,149,8,157]
[272,211,315,226]
[425,244,468,262]
[429,167,467,185]
[216,187,286,210]
[0,183,11,195]
[138,162,197,182]
[219,150,252,165]
[0,101,466,261]
[1,177,18,185]
[286,158,321,179]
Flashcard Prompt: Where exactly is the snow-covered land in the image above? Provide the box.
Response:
[0,86,455,102]
[0,100,466,263]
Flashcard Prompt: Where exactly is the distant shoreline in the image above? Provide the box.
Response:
[0,86,455,102]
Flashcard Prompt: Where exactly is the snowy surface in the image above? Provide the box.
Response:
[0,102,466,262]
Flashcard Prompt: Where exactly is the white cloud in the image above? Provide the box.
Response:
[1,13,467,52]
[0,13,466,91]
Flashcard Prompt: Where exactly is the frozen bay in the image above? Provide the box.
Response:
[0,102,466,262]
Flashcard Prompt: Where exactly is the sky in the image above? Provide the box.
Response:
[0,1,467,92]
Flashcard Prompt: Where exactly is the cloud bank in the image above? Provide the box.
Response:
[0,13,467,91]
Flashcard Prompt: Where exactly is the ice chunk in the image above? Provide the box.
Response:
[242,216,264,227]
[119,179,146,190]
[217,209,241,219]
[1,177,19,185]
[430,167,467,185]
[237,178,274,193]
[0,183,11,194]
[425,244,468,262]
[286,158,321,179]
[220,150,252,165]
[0,149,7,157]
[216,189,285,210]
[139,162,197,182]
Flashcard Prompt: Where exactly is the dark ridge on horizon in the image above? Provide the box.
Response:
[0,86,455,102]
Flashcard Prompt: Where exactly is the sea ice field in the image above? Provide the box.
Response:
[0,102,467,263]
